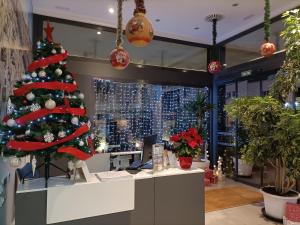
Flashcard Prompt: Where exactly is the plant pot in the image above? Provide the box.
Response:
[261,186,299,220]
[232,158,253,176]
[179,157,193,169]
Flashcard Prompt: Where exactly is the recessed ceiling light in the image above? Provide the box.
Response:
[155,19,160,22]
[137,64,143,68]
[108,7,115,14]
[194,27,199,30]
[232,3,239,7]
[97,31,102,35]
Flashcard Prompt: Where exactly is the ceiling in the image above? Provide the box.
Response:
[32,0,300,45]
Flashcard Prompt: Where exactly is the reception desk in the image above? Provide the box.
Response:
[15,167,204,225]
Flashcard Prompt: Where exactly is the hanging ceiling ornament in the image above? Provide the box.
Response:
[206,14,223,75]
[110,0,130,70]
[260,0,276,57]
[125,0,154,47]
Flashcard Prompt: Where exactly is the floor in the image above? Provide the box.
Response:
[205,179,280,225]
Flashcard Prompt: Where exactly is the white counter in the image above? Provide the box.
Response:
[17,167,204,224]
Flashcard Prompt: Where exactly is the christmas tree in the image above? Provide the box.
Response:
[0,22,94,162]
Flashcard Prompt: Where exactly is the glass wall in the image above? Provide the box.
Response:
[94,78,208,152]
[43,21,207,71]
[225,19,285,67]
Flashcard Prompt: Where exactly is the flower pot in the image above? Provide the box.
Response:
[232,158,253,176]
[179,157,193,169]
[261,186,299,220]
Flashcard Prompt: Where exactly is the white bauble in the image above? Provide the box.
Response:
[61,48,66,54]
[51,49,57,54]
[71,117,79,125]
[73,81,77,85]
[31,72,37,78]
[7,119,16,127]
[45,99,56,110]
[79,140,84,146]
[55,68,63,76]
[65,74,72,80]
[26,92,35,101]
[78,93,84,99]
[25,130,31,135]
[38,70,46,78]
[72,95,77,99]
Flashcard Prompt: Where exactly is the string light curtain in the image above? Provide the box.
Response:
[94,78,208,151]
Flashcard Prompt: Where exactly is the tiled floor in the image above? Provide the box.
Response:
[205,179,280,225]
[206,204,280,225]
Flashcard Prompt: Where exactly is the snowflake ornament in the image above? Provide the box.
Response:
[58,131,66,138]
[44,132,55,143]
[30,103,41,112]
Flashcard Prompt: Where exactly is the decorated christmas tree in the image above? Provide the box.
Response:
[0,22,94,168]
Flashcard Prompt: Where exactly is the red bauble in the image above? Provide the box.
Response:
[260,42,276,57]
[110,47,130,70]
[125,13,154,47]
[208,61,222,74]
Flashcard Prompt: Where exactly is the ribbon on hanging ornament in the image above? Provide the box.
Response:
[28,52,68,72]
[134,0,146,14]
[6,124,89,151]
[14,82,77,96]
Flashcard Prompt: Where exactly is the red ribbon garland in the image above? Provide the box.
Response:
[14,82,77,96]
[28,52,68,72]
[2,107,85,126]
[6,124,89,151]
[57,146,93,160]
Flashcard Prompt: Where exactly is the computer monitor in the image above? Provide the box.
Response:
[142,135,157,163]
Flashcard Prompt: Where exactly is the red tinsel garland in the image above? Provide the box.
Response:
[6,124,89,151]
[28,52,68,72]
[57,146,93,160]
[14,82,77,96]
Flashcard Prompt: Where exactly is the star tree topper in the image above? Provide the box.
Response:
[44,21,54,42]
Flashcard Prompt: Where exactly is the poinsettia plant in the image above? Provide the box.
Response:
[170,128,204,157]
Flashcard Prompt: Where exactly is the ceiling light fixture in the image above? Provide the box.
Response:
[155,19,160,22]
[108,7,115,14]
[194,27,199,30]
[97,31,102,35]
[232,3,239,7]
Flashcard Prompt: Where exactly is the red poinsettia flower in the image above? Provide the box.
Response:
[195,134,204,144]
[170,134,180,142]
[188,140,198,149]
[188,127,198,136]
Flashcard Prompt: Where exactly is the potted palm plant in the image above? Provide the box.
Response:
[170,128,204,169]
[225,9,300,220]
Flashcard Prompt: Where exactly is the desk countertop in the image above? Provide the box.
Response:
[17,167,204,193]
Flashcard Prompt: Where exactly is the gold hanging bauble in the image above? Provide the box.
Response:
[125,12,154,47]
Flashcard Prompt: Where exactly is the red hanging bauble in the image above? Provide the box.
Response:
[208,61,222,75]
[125,0,153,47]
[110,47,130,70]
[260,41,276,57]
